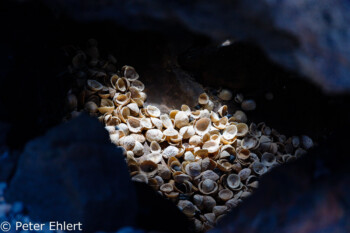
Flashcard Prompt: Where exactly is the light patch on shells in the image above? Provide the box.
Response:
[68,45,314,231]
[163,146,180,159]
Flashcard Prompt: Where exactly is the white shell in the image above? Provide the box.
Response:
[146,152,163,164]
[160,114,173,129]
[127,116,142,133]
[140,118,153,129]
[123,135,136,151]
[146,105,161,117]
[195,118,211,136]
[184,151,195,161]
[150,141,161,153]
[223,125,238,140]
[175,111,189,129]
[179,126,196,139]
[151,117,163,130]
[163,127,179,137]
[145,129,164,142]
[163,146,179,159]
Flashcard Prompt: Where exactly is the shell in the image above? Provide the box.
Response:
[127,103,139,116]
[213,117,228,130]
[140,118,153,129]
[185,162,201,177]
[219,145,236,159]
[241,99,256,111]
[195,149,209,159]
[173,172,192,183]
[261,152,276,167]
[217,159,232,172]
[184,151,195,161]
[222,125,238,140]
[178,200,196,218]
[131,173,148,184]
[193,195,216,212]
[246,175,259,189]
[129,86,141,99]
[234,93,244,103]
[133,141,144,156]
[181,104,191,115]
[218,89,232,101]
[218,105,228,117]
[201,170,220,181]
[140,160,158,177]
[118,123,129,135]
[226,174,241,190]
[238,168,251,181]
[163,146,180,159]
[175,111,189,129]
[110,74,119,88]
[191,110,201,119]
[98,87,110,99]
[236,123,249,137]
[210,112,220,123]
[160,114,173,129]
[117,107,130,123]
[116,77,129,92]
[131,80,145,92]
[87,79,103,92]
[301,135,313,149]
[198,93,209,105]
[252,161,267,175]
[123,135,136,151]
[114,92,131,106]
[233,110,247,123]
[241,136,259,150]
[98,98,114,114]
[161,128,178,139]
[200,109,211,119]
[179,126,196,139]
[146,152,163,164]
[160,183,173,193]
[195,118,211,136]
[213,206,228,216]
[84,101,98,113]
[123,65,139,81]
[139,91,147,102]
[204,100,214,111]
[203,139,219,151]
[292,136,300,148]
[189,135,202,146]
[127,116,142,133]
[145,105,161,117]
[151,117,163,130]
[150,141,161,153]
[145,129,164,142]
[158,164,171,180]
[198,179,218,195]
[237,148,250,161]
[218,189,233,202]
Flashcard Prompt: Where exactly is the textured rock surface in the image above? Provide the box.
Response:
[5,115,137,233]
[44,0,350,93]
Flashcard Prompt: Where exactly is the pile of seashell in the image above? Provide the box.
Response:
[65,41,313,233]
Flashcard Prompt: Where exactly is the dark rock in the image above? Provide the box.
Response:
[43,0,350,93]
[133,182,191,233]
[5,115,137,233]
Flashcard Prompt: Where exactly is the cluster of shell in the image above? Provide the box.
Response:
[65,41,314,233]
